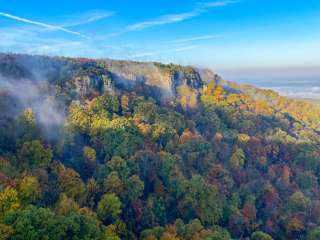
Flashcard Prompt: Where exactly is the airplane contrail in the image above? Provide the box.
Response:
[0,11,90,39]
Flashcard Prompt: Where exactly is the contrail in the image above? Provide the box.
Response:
[0,12,90,39]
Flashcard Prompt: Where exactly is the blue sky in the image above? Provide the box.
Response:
[1,0,320,88]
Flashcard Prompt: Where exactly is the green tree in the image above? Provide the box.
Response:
[16,108,37,145]
[97,193,122,223]
[100,118,143,160]
[4,206,58,240]
[19,140,52,168]
[251,231,273,240]
[126,175,144,201]
[205,227,231,240]
[107,156,130,177]
[103,171,124,195]
[58,211,104,240]
[307,227,320,240]
[4,205,105,240]
[179,175,222,225]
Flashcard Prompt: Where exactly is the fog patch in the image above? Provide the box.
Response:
[0,74,65,139]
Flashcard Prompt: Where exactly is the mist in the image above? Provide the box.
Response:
[0,74,66,139]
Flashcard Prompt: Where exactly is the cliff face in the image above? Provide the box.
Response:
[0,54,220,104]
[99,60,209,103]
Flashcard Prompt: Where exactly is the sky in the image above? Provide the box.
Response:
[1,0,320,97]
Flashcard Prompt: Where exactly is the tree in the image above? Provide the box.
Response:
[97,193,122,223]
[100,118,143,160]
[103,224,121,240]
[54,163,86,199]
[55,193,79,215]
[0,224,13,240]
[126,175,144,201]
[229,147,245,169]
[83,146,96,162]
[183,219,204,239]
[307,227,320,240]
[251,231,273,240]
[289,191,311,212]
[68,103,91,133]
[179,175,222,225]
[134,100,157,124]
[4,205,105,240]
[160,225,180,240]
[89,93,120,116]
[58,211,104,240]
[17,175,40,204]
[0,187,20,218]
[107,156,130,177]
[4,206,58,240]
[103,171,124,195]
[151,122,177,147]
[19,140,52,168]
[121,95,130,114]
[16,108,37,145]
[285,216,305,236]
[205,227,231,240]
[141,226,164,240]
[84,178,99,209]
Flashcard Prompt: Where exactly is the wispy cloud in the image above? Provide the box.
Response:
[200,0,240,7]
[127,11,202,31]
[131,45,199,58]
[124,0,238,32]
[0,26,137,59]
[169,34,222,44]
[0,11,90,39]
[61,10,114,27]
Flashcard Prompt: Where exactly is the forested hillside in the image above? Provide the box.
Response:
[1,53,320,240]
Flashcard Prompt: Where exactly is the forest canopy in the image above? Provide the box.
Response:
[0,54,320,240]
